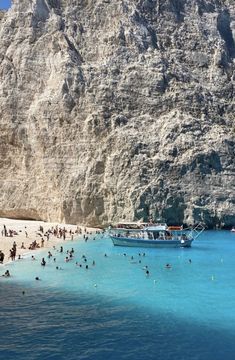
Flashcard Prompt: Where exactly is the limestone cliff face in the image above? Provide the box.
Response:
[0,0,234,227]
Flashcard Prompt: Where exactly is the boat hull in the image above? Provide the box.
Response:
[111,236,193,248]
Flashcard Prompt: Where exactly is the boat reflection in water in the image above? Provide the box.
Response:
[109,222,204,248]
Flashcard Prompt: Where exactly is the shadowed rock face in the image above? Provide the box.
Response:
[0,0,234,228]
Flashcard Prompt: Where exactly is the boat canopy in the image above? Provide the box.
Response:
[145,224,167,231]
[116,222,143,229]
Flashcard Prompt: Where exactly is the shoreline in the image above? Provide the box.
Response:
[0,218,99,266]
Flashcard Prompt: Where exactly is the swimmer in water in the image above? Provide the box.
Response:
[35,277,40,281]
[165,263,171,269]
[92,260,95,266]
[41,258,46,266]
[56,266,63,270]
[146,270,150,276]
[2,270,10,277]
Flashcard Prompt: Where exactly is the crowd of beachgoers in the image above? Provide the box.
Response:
[0,218,100,270]
[0,223,81,264]
[0,222,103,279]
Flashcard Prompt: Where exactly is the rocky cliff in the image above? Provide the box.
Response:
[0,0,234,227]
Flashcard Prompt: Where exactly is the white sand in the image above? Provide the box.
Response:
[0,218,98,265]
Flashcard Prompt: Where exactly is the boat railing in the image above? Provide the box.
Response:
[110,223,205,241]
[113,231,189,241]
[186,223,205,240]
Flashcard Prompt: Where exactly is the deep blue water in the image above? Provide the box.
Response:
[0,231,235,359]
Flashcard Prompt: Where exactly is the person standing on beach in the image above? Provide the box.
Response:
[0,250,5,264]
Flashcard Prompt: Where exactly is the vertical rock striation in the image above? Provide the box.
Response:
[0,0,234,227]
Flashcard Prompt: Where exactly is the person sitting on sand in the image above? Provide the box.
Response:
[21,242,26,249]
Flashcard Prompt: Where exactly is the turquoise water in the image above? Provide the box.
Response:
[0,231,235,359]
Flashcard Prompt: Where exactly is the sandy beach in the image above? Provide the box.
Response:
[0,218,98,265]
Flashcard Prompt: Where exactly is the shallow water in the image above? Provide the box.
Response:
[0,231,235,359]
